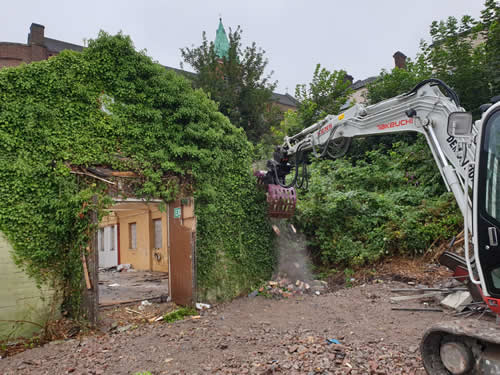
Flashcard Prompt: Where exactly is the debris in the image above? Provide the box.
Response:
[125,308,143,315]
[148,316,164,323]
[141,300,152,307]
[315,291,321,295]
[441,291,473,312]
[248,290,259,298]
[108,283,120,287]
[390,287,468,293]
[195,303,211,310]
[116,324,133,333]
[290,224,296,233]
[326,339,341,345]
[272,225,280,235]
[390,292,442,303]
[116,263,132,272]
[391,307,443,312]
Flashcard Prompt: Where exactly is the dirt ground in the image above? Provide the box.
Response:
[1,264,494,375]
[99,270,169,305]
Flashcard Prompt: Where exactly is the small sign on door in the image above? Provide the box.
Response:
[174,207,182,219]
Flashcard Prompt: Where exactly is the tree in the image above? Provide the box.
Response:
[421,15,489,116]
[294,64,352,130]
[365,56,431,105]
[481,0,500,94]
[181,23,276,143]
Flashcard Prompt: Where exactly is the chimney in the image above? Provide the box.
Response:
[393,51,407,69]
[28,23,45,46]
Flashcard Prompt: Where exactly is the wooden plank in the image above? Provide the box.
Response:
[390,288,468,293]
[109,171,138,177]
[82,253,91,289]
[390,292,442,302]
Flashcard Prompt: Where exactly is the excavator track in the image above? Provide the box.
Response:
[421,320,500,374]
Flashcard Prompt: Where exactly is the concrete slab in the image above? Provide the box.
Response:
[440,291,472,312]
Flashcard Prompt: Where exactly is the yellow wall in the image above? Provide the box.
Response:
[101,199,195,273]
[102,202,169,272]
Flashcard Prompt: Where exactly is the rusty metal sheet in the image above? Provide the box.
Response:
[169,200,195,306]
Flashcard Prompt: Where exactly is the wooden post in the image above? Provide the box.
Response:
[81,196,99,326]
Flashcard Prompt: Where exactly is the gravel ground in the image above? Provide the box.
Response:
[0,279,464,375]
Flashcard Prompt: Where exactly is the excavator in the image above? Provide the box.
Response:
[256,79,500,374]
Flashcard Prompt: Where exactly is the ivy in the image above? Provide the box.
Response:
[0,32,274,314]
[295,138,462,268]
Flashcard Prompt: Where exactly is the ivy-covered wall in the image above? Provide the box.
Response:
[0,32,275,312]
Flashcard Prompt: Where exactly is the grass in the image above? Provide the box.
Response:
[163,307,197,323]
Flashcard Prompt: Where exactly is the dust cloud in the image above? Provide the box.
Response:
[271,218,313,282]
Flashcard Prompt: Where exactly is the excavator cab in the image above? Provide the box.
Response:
[422,100,500,375]
[475,103,500,311]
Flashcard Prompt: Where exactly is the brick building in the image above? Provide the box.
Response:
[0,23,83,68]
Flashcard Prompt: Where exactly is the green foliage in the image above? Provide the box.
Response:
[294,64,352,130]
[295,138,462,267]
[365,58,431,105]
[482,0,500,94]
[163,307,197,323]
[0,32,275,314]
[421,15,490,117]
[181,26,277,143]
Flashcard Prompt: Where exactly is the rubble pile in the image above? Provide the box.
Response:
[214,334,423,374]
[250,274,328,299]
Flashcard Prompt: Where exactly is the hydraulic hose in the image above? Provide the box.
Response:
[406,78,460,107]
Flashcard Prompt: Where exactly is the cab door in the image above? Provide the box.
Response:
[476,108,500,298]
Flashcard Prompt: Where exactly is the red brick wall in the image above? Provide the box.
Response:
[0,42,49,69]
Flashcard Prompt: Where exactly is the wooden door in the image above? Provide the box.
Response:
[168,200,195,305]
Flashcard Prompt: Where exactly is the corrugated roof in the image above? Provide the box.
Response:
[44,37,84,53]
[163,65,197,79]
[350,76,378,90]
[271,92,299,107]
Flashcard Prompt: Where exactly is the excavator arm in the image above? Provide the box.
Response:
[262,79,473,220]
[258,79,500,374]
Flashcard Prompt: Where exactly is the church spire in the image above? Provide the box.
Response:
[214,18,229,59]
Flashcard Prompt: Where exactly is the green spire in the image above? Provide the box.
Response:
[214,18,229,59]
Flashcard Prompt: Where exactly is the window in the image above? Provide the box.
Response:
[109,226,115,251]
[129,223,137,249]
[154,219,162,249]
[484,113,500,221]
[98,228,104,252]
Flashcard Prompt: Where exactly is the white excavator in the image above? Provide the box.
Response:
[256,79,500,374]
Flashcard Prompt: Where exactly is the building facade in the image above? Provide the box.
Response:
[0,23,83,68]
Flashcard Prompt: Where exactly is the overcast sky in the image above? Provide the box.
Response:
[1,1,486,94]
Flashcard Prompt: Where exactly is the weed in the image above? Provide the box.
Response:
[163,307,197,323]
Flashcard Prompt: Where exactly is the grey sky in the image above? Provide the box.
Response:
[2,1,486,94]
